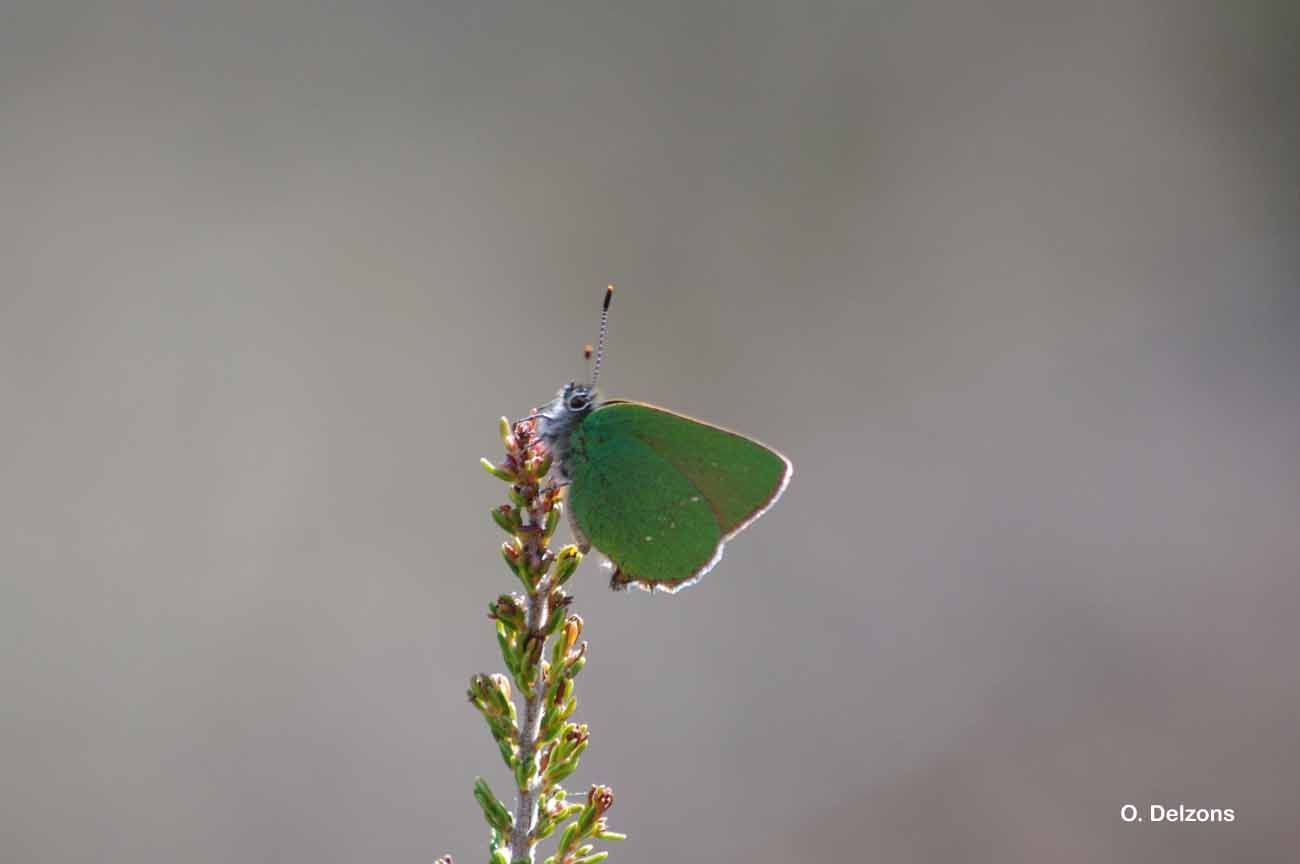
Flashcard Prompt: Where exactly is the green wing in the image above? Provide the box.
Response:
[566,401,792,592]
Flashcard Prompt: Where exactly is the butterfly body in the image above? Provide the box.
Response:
[537,382,791,593]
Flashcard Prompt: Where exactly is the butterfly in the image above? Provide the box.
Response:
[532,287,791,592]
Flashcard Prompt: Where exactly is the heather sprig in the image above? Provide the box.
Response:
[446,416,623,864]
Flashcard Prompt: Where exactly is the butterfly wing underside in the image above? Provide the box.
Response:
[566,401,791,592]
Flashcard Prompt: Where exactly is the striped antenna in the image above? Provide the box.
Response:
[589,284,614,388]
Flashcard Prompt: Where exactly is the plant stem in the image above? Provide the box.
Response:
[510,575,550,862]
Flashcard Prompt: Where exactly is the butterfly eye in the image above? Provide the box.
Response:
[568,395,588,411]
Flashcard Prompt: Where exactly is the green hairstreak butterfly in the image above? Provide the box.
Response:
[531,286,792,593]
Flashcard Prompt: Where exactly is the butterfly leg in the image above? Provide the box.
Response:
[565,505,591,554]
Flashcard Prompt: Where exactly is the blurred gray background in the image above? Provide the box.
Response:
[2,2,1297,862]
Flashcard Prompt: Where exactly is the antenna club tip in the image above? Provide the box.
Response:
[604,284,614,308]
[583,344,594,359]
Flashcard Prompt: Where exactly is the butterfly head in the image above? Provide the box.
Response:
[536,381,597,480]
[562,381,596,413]
[541,381,597,424]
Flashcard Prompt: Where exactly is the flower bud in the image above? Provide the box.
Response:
[468,673,491,708]
[553,545,582,587]
[587,784,614,816]
[488,594,525,632]
[527,450,553,479]
[501,541,524,579]
[563,615,583,653]
[489,672,512,706]
[468,673,510,719]
[564,723,590,748]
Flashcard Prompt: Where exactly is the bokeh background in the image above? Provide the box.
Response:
[3,2,1297,862]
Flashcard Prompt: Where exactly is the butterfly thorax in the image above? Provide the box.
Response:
[535,382,597,481]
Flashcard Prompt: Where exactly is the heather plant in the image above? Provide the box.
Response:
[438,416,624,864]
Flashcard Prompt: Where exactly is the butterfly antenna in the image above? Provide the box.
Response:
[589,284,613,389]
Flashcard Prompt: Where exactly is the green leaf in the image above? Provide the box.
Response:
[556,823,579,857]
[513,751,531,791]
[542,504,560,542]
[496,737,517,770]
[491,505,520,536]
[473,777,513,835]
[481,457,516,483]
